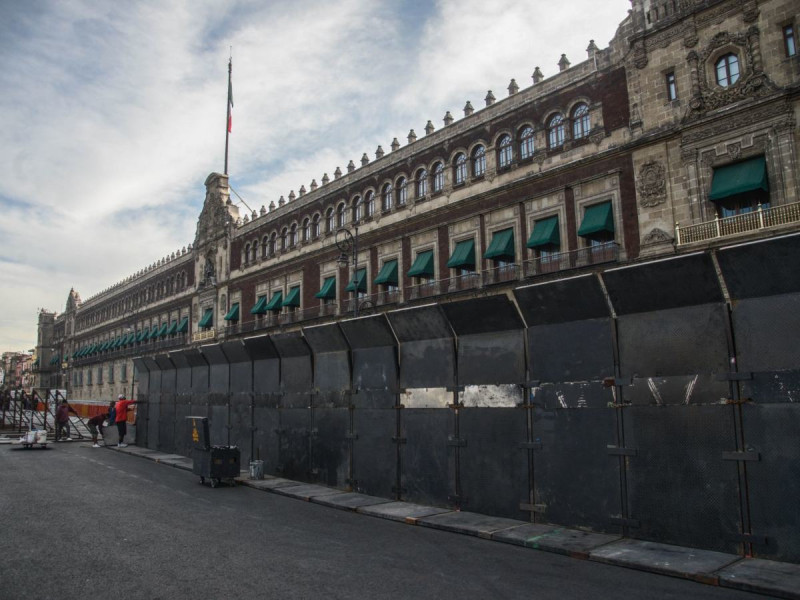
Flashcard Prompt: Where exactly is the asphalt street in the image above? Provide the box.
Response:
[0,441,773,600]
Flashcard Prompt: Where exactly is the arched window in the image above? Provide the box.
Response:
[302,218,310,242]
[251,241,258,262]
[365,191,375,217]
[337,202,346,228]
[497,135,512,169]
[453,153,467,185]
[572,103,590,139]
[396,177,407,206]
[289,224,298,247]
[715,53,740,87]
[432,162,444,192]
[244,243,250,264]
[382,183,393,211]
[281,227,288,250]
[312,214,320,239]
[269,232,277,256]
[261,236,268,258]
[353,196,363,222]
[326,208,335,233]
[519,126,535,159]
[548,114,565,148]
[472,145,486,177]
[416,168,428,198]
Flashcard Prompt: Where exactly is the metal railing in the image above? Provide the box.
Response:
[676,201,800,245]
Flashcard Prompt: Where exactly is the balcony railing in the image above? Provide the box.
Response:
[676,201,800,246]
[192,329,215,343]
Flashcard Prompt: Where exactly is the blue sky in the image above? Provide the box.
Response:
[0,0,631,351]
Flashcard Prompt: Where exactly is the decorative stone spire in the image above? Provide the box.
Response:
[300,185,307,196]
[361,153,369,166]
[288,190,296,201]
[507,79,519,95]
[269,200,276,211]
[463,101,474,117]
[443,111,454,126]
[310,179,318,191]
[532,67,544,84]
[334,167,342,179]
[485,90,496,106]
[375,146,384,159]
[408,129,417,143]
[243,214,249,224]
[322,173,330,185]
[260,205,266,216]
[586,39,599,59]
[347,160,355,173]
[278,195,285,207]
[425,120,435,135]
[558,54,570,71]
[252,210,258,219]
[391,137,400,151]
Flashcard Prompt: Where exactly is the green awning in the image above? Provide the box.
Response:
[124,332,136,345]
[447,239,475,269]
[198,309,214,328]
[484,228,515,261]
[157,322,169,337]
[709,156,768,201]
[250,295,268,314]
[282,287,301,307]
[166,320,178,335]
[264,291,283,312]
[72,350,79,358]
[136,329,147,342]
[224,303,240,321]
[578,201,614,237]
[345,268,367,293]
[88,344,97,354]
[113,337,122,348]
[176,316,189,333]
[98,341,108,351]
[527,216,560,248]
[147,326,160,340]
[314,277,336,300]
[373,260,398,286]
[407,250,434,278]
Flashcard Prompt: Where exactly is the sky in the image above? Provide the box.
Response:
[0,0,631,352]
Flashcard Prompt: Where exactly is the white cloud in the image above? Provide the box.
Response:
[0,0,632,350]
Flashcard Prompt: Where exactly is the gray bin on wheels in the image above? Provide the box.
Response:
[187,416,240,488]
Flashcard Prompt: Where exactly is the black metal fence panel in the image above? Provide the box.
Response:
[602,253,724,315]
[388,306,455,390]
[352,406,398,498]
[532,407,621,533]
[304,323,351,393]
[244,335,280,396]
[170,350,192,395]
[716,233,800,299]
[441,295,525,335]
[272,332,313,394]
[229,396,252,463]
[173,395,194,458]
[202,343,229,394]
[341,316,398,393]
[730,294,800,377]
[617,304,730,379]
[208,400,229,447]
[186,349,209,394]
[351,389,396,410]
[458,407,528,519]
[311,407,349,488]
[400,408,453,508]
[528,319,614,382]
[626,375,730,406]
[157,397,176,454]
[222,340,252,393]
[514,275,610,326]
[459,330,526,386]
[622,405,741,554]
[740,403,800,562]
[534,382,613,410]
[252,406,280,475]
[278,408,311,482]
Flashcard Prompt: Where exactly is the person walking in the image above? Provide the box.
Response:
[113,394,139,448]
[55,399,77,441]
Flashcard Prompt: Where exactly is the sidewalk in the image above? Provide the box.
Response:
[109,443,799,600]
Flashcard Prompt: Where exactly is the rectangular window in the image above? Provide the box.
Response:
[97,367,103,385]
[121,363,128,382]
[87,369,92,386]
[784,24,796,57]
[108,364,114,383]
[665,71,677,101]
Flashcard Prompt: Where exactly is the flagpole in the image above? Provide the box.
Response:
[224,54,232,175]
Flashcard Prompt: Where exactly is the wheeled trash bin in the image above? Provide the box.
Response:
[186,416,240,487]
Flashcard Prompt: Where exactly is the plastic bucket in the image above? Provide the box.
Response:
[249,460,264,480]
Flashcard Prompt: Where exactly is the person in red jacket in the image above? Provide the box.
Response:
[87,406,111,448]
[55,399,77,441]
[114,394,139,448]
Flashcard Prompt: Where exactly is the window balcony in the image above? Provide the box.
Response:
[192,329,216,343]
[675,201,800,246]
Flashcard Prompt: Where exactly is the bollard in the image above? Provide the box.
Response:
[249,460,264,480]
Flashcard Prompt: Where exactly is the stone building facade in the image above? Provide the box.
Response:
[33,0,798,400]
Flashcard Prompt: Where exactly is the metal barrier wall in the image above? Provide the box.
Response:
[133,234,800,563]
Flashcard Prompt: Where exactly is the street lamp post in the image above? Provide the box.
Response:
[335,225,359,317]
